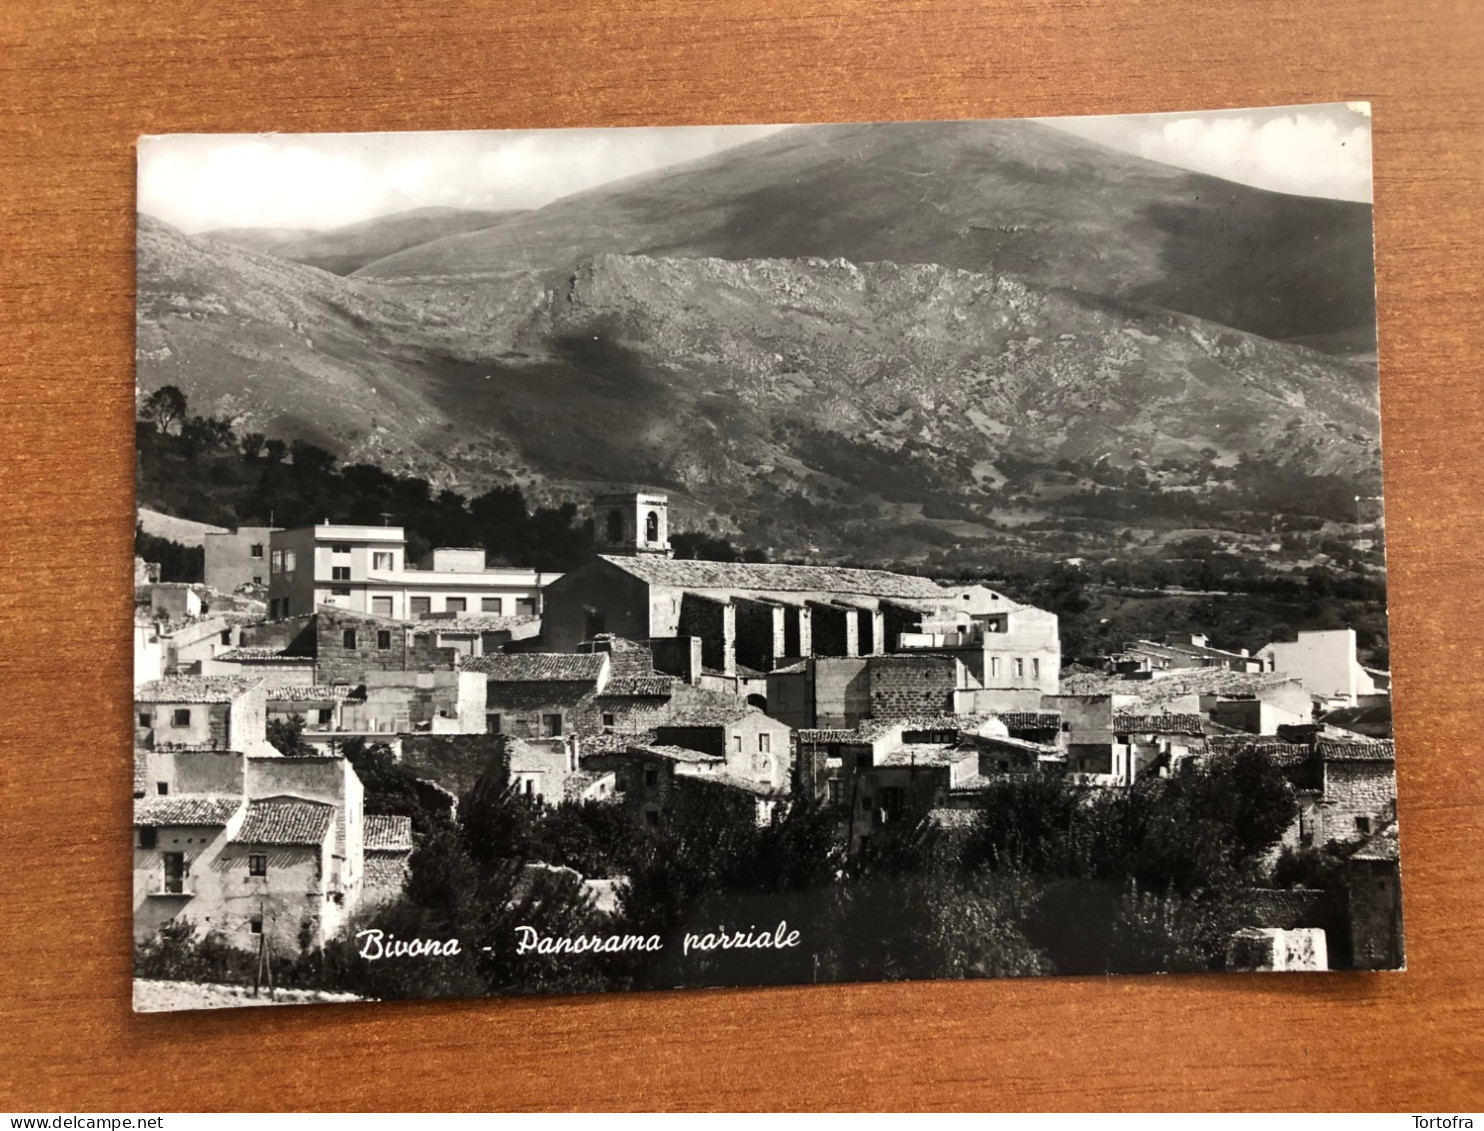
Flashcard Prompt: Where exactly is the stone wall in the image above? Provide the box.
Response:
[314,608,415,685]
[1321,761,1397,844]
[868,655,957,719]
[363,852,412,911]
[678,593,735,674]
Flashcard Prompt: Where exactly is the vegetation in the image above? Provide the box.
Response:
[136,738,1311,998]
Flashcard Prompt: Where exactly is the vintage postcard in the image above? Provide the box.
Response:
[132,105,1399,1012]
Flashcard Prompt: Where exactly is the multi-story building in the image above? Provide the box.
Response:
[1257,629,1385,708]
[203,525,280,592]
[266,523,558,622]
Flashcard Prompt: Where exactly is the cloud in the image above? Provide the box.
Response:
[1042,104,1372,202]
[137,126,786,233]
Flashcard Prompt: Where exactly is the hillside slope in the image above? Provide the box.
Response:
[356,120,1376,350]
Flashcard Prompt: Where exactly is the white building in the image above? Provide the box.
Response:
[266,523,559,622]
[1257,629,1384,707]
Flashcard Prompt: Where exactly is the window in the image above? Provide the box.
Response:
[332,542,351,554]
[330,587,351,597]
[602,712,616,731]
[1356,816,1373,835]
[645,510,660,542]
[377,629,392,650]
[250,917,263,935]
[271,550,283,574]
[488,713,502,735]
[372,596,393,617]
[248,854,267,877]
[1014,657,1025,678]
[332,566,351,581]
[860,796,871,813]
[171,708,191,727]
[137,712,151,728]
[482,597,503,614]
[283,550,297,573]
[138,828,156,849]
[758,734,771,754]
[250,543,264,558]
[523,778,536,797]
[540,713,563,738]
[445,597,467,613]
[1062,721,1072,733]
[268,598,280,619]
[156,782,169,796]
[644,768,659,788]
[644,809,660,828]
[1032,658,1041,679]
[252,576,263,586]
[373,552,394,571]
[990,656,1000,678]
[161,852,186,895]
[220,629,232,644]
[343,630,357,649]
[317,708,333,726]
[410,596,431,616]
[827,780,842,805]
[733,735,743,754]
[516,597,537,617]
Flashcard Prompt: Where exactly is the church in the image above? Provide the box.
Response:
[541,492,1060,699]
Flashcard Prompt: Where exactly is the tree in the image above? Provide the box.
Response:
[141,385,188,434]
[266,714,314,757]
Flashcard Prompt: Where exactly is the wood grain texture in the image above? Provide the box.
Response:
[1,0,1481,1111]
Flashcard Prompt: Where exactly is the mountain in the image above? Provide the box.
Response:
[354,120,1376,351]
[136,204,1381,562]
[199,226,320,255]
[203,207,525,275]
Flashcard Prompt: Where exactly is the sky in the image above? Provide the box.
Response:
[137,103,1372,234]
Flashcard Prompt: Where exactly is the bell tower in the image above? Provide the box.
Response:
[594,491,672,557]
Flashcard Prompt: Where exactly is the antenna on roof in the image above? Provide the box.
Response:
[380,512,394,527]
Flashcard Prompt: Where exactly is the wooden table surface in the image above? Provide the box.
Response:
[1,0,1481,1112]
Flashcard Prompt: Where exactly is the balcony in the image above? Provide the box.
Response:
[145,875,196,897]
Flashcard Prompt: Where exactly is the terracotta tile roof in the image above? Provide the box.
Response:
[629,744,726,764]
[233,800,335,846]
[364,814,413,852]
[134,795,243,827]
[584,635,658,678]
[798,729,858,744]
[487,683,595,711]
[674,767,783,796]
[599,677,677,698]
[579,731,656,755]
[1205,735,1310,758]
[136,676,263,703]
[134,750,150,797]
[563,769,612,801]
[270,685,362,702]
[1061,668,1298,704]
[215,647,308,663]
[463,653,608,682]
[877,744,977,768]
[1318,738,1395,763]
[857,713,1001,741]
[412,615,541,635]
[1113,713,1205,736]
[597,555,952,600]
[658,701,755,727]
[992,712,1062,731]
[770,659,810,675]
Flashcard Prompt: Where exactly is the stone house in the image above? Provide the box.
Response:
[267,685,361,736]
[580,743,723,829]
[508,736,581,804]
[1346,819,1405,970]
[335,670,488,737]
[134,747,375,957]
[1315,738,1396,845]
[652,702,793,792]
[465,651,612,738]
[1110,712,1205,784]
[362,815,415,911]
[135,675,277,758]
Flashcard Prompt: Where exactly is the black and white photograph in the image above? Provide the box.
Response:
[131,105,1400,1013]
